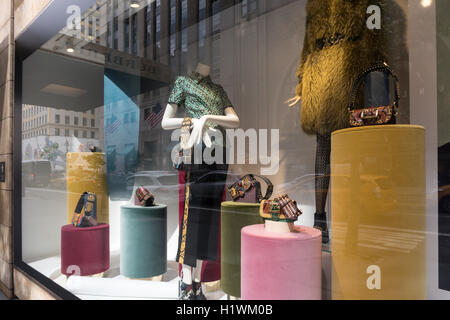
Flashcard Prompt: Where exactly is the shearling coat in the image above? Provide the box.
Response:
[294,0,400,135]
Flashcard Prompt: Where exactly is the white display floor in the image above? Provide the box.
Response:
[29,251,227,300]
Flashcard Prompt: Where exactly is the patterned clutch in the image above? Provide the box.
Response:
[134,186,155,206]
[348,61,400,127]
[260,194,302,222]
[349,105,395,127]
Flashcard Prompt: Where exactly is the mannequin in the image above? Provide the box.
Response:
[288,0,394,244]
[162,64,239,148]
[162,63,240,300]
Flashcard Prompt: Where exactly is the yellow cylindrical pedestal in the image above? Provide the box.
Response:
[331,125,426,300]
[67,152,109,224]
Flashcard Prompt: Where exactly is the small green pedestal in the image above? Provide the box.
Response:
[120,204,167,278]
[221,201,263,298]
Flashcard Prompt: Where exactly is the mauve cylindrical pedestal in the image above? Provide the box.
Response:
[241,224,322,300]
[61,224,110,276]
[120,204,167,279]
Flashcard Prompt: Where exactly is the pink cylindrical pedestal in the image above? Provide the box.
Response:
[241,224,322,300]
[61,224,110,276]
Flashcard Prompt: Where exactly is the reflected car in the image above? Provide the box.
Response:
[126,171,180,205]
[127,170,248,211]
[22,160,52,187]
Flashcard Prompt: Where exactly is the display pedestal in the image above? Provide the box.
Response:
[66,152,109,224]
[61,224,110,276]
[331,125,426,299]
[220,201,262,298]
[241,224,322,300]
[120,204,167,279]
[264,220,295,233]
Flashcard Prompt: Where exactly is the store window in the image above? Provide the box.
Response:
[17,0,450,301]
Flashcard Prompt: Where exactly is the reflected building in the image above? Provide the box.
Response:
[23,0,305,184]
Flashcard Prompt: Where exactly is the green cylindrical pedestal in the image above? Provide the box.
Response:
[221,201,263,298]
[120,204,167,279]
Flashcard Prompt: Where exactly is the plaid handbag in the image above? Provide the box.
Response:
[228,174,273,203]
[348,61,400,127]
[134,186,155,206]
[72,192,98,227]
[259,194,302,222]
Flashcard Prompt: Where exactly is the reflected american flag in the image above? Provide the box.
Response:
[105,114,121,136]
[146,103,164,129]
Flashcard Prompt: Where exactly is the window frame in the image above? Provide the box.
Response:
[14,0,97,300]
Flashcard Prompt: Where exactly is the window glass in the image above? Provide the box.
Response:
[19,0,450,301]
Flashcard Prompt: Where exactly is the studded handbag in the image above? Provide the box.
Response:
[72,192,98,227]
[348,62,400,127]
[228,174,273,203]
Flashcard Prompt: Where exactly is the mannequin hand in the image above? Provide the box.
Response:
[195,116,209,146]
[187,116,209,148]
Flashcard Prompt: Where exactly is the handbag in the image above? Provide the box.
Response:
[71,192,98,227]
[173,117,194,170]
[228,174,273,203]
[348,61,400,127]
[134,186,155,206]
[260,194,302,222]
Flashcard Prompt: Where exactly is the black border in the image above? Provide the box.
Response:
[14,0,97,300]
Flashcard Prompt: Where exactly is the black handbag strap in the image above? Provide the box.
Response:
[74,192,96,215]
[348,61,400,111]
[74,192,88,214]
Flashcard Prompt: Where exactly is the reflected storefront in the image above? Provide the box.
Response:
[11,0,450,300]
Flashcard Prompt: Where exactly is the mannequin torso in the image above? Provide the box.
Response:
[162,63,239,148]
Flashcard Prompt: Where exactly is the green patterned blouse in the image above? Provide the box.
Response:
[168,72,233,129]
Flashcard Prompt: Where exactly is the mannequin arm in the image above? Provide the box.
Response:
[163,103,240,147]
[161,103,184,130]
[189,107,240,146]
[200,107,240,129]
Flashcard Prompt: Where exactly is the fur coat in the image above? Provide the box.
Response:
[294,0,399,135]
